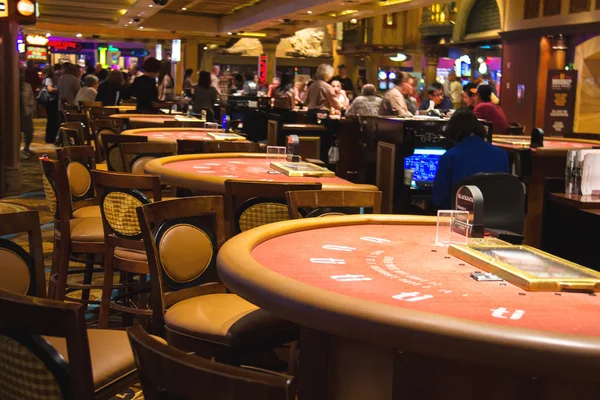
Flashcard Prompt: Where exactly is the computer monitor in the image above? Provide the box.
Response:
[404,148,447,189]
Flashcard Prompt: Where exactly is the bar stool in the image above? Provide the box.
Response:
[92,170,162,329]
[40,158,105,302]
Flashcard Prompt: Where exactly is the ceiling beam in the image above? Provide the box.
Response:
[33,22,181,39]
[143,11,219,33]
[38,0,134,10]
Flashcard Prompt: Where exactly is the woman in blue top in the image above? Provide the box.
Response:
[432,109,509,209]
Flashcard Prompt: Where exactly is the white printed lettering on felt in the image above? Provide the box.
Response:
[331,274,372,282]
[490,307,525,320]
[360,237,391,244]
[392,292,434,302]
[322,245,356,252]
[310,258,346,264]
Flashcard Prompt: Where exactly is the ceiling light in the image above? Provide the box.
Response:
[139,26,144,29]
[45,32,51,37]
[227,31,232,35]
[389,52,409,62]
[149,4,153,6]
[181,7,186,10]
[350,18,357,23]
[307,10,313,14]
[76,33,82,37]
[203,46,208,50]
[238,32,267,37]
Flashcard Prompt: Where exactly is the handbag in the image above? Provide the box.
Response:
[36,88,51,105]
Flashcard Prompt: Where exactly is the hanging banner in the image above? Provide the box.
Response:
[258,54,267,86]
[544,70,578,136]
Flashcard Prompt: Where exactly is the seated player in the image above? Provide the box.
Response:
[462,83,478,110]
[473,84,509,134]
[432,109,509,209]
[419,82,453,111]
[346,84,382,116]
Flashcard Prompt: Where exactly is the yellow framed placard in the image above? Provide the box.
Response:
[269,161,335,177]
[0,0,8,18]
[448,244,600,292]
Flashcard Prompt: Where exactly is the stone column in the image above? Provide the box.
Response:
[200,49,214,72]
[0,20,21,195]
[260,39,279,83]
[552,36,568,70]
[423,47,440,88]
[184,40,200,80]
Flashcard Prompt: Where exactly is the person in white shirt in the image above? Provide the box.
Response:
[129,64,142,84]
[211,65,221,95]
[447,72,463,110]
[75,74,99,105]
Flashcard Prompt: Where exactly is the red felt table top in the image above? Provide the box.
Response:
[164,157,351,185]
[130,130,212,140]
[251,224,600,337]
[494,139,595,150]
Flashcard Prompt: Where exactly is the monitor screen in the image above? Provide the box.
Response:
[404,148,446,188]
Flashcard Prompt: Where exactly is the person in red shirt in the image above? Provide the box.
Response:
[473,84,508,134]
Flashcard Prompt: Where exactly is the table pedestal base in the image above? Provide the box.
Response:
[298,328,596,400]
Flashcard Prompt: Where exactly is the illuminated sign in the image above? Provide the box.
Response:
[171,39,181,62]
[17,0,35,16]
[48,40,81,52]
[26,34,48,46]
[155,44,162,61]
[26,45,47,61]
[0,1,8,18]
[258,54,267,85]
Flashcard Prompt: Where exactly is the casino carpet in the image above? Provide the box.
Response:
[1,119,144,400]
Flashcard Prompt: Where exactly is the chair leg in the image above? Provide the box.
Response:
[80,253,95,305]
[48,237,61,299]
[53,240,71,301]
[121,272,134,327]
[98,247,115,329]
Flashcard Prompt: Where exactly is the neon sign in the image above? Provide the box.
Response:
[258,54,267,86]
[26,34,48,46]
[49,40,81,52]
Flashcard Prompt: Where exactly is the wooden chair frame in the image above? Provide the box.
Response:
[286,190,383,219]
[223,180,322,239]
[136,196,226,339]
[0,289,138,399]
[91,170,162,328]
[41,158,105,302]
[100,133,148,172]
[56,145,98,204]
[119,142,177,174]
[127,324,296,400]
[0,211,46,297]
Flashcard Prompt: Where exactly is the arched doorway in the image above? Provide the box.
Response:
[574,36,600,134]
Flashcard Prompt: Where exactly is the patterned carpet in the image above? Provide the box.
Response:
[2,119,143,399]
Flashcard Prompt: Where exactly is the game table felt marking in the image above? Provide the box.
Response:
[251,224,600,336]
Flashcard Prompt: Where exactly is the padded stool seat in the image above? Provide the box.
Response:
[46,329,137,392]
[114,247,148,263]
[55,218,104,244]
[73,205,102,218]
[164,293,296,347]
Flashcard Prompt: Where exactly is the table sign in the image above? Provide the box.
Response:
[286,135,300,162]
[455,185,484,238]
[544,70,578,136]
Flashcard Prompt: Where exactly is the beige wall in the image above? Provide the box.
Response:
[504,0,600,32]
[574,36,600,134]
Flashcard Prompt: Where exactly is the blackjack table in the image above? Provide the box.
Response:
[144,153,378,193]
[217,215,600,399]
[122,128,245,143]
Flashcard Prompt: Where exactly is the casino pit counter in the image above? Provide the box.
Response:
[217,215,600,400]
